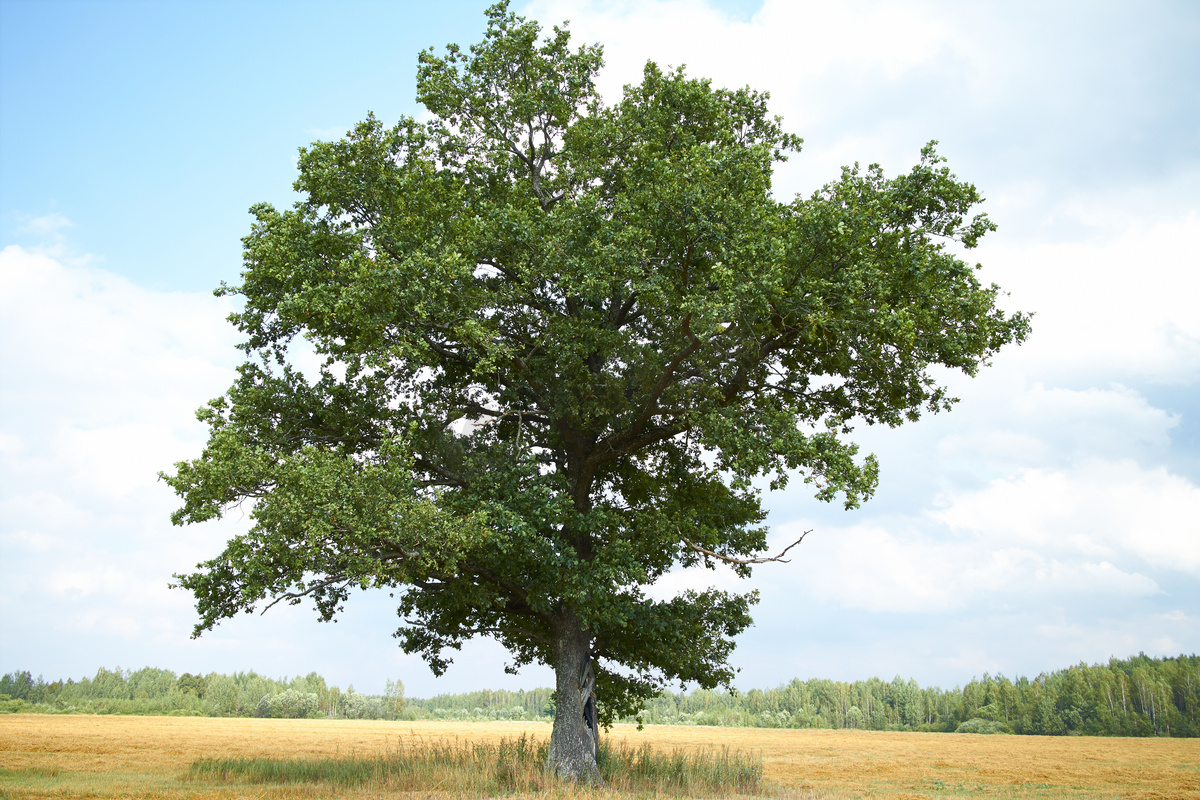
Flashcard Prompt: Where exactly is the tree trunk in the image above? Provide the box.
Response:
[546,612,602,784]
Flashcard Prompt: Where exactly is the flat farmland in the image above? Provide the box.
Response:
[1,714,1197,799]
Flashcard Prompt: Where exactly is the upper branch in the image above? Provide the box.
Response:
[602,314,704,455]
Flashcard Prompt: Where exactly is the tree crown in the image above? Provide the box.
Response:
[165,1,1029,722]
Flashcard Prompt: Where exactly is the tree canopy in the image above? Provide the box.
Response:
[164,1,1029,781]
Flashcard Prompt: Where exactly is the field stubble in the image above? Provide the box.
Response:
[1,714,1196,799]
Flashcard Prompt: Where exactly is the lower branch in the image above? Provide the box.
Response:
[682,529,812,565]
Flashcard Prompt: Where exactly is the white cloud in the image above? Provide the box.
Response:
[775,522,1165,616]
[1053,561,1160,597]
[654,505,1168,622]
[975,207,1200,385]
[68,609,145,640]
[0,246,241,502]
[58,422,193,498]
[644,560,743,601]
[931,459,1200,575]
[19,212,73,236]
[930,379,1180,473]
[0,490,91,533]
[48,565,133,598]
[795,522,957,612]
[0,246,251,653]
[1153,636,1180,653]
[0,432,24,455]
[527,0,960,93]
[0,528,63,553]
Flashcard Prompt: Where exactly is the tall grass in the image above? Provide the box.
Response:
[187,733,764,796]
[599,739,763,794]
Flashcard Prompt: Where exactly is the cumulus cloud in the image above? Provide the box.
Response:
[975,208,1200,386]
[0,246,246,651]
[755,515,1165,618]
[924,378,1183,478]
[0,245,240,467]
[931,459,1200,575]
[527,0,961,95]
[19,212,73,236]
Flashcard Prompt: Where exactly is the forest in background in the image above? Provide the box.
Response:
[1,652,1195,737]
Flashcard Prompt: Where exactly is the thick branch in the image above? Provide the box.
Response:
[610,290,639,328]
[412,457,469,488]
[598,421,686,461]
[422,332,473,365]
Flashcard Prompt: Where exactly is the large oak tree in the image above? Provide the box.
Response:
[164,2,1029,782]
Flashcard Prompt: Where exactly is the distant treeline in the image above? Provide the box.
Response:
[633,652,1197,737]
[0,668,405,720]
[2,652,1195,736]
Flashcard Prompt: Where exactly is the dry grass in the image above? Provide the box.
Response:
[621,726,1200,799]
[1,714,1197,799]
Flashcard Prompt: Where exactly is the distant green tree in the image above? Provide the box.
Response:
[202,674,239,716]
[261,688,319,718]
[339,689,385,720]
[385,678,406,719]
[0,671,34,701]
[89,667,131,700]
[289,672,328,701]
[955,718,1013,734]
[131,668,177,700]
[175,672,207,699]
[1028,675,1066,735]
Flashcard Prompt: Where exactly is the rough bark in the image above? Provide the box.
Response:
[546,611,602,784]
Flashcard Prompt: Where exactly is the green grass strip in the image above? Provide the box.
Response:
[187,733,764,795]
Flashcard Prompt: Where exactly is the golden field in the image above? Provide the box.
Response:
[1,714,1197,799]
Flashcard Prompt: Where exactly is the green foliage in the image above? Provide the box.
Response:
[203,672,280,717]
[0,695,31,713]
[384,678,406,718]
[0,667,400,720]
[624,653,1200,738]
[162,1,1029,732]
[954,718,1014,734]
[407,686,554,721]
[336,689,386,720]
[0,671,38,702]
[174,672,207,698]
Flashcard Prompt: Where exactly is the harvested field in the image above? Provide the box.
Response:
[0,714,1196,799]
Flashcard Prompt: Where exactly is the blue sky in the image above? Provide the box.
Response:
[2,0,1197,698]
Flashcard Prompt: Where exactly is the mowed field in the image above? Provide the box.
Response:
[1,714,1197,799]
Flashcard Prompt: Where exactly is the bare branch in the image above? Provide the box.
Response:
[682,529,812,565]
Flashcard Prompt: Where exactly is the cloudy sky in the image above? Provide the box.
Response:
[2,0,1197,698]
